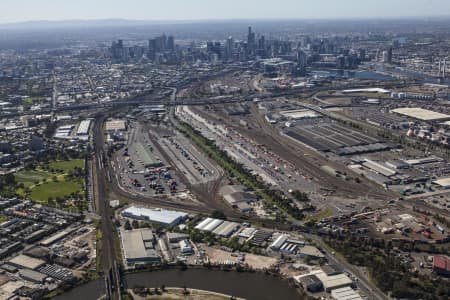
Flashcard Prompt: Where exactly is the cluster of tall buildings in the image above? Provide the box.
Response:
[110,34,178,64]
[109,26,368,75]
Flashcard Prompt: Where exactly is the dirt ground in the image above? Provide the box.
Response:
[203,246,278,269]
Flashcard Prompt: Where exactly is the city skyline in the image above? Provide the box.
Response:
[2,0,450,24]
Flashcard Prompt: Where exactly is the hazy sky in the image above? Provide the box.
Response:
[2,0,450,23]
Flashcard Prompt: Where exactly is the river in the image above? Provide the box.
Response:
[55,269,302,300]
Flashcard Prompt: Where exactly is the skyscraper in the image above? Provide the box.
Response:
[247,26,256,57]
[297,50,307,76]
[226,36,234,62]
[167,36,175,52]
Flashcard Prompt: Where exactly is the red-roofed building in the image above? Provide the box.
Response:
[433,256,450,276]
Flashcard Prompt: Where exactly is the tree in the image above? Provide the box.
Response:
[124,220,132,230]
[211,210,227,220]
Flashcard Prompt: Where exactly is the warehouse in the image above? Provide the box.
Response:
[122,206,188,226]
[76,119,92,136]
[105,119,127,131]
[179,240,193,255]
[270,234,289,250]
[195,218,240,237]
[279,109,321,120]
[299,270,353,292]
[433,256,450,275]
[212,221,240,237]
[202,219,224,232]
[134,142,163,168]
[331,287,363,300]
[40,228,75,247]
[38,264,74,282]
[392,108,450,122]
[18,269,47,284]
[297,274,323,293]
[298,245,325,259]
[432,177,450,189]
[362,159,397,177]
[120,228,160,266]
[318,273,353,292]
[342,88,390,94]
[8,254,46,270]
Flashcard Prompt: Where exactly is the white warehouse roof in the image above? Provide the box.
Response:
[331,286,363,300]
[76,119,92,136]
[392,107,450,121]
[122,206,188,226]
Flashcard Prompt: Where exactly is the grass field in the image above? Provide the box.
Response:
[15,170,50,187]
[306,207,333,222]
[15,159,86,206]
[30,180,84,203]
[49,159,85,172]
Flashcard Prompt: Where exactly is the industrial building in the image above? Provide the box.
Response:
[392,108,450,122]
[76,119,92,136]
[432,177,450,189]
[433,256,450,276]
[105,119,127,131]
[18,269,47,284]
[331,287,363,300]
[194,218,240,237]
[121,206,188,226]
[279,109,321,120]
[298,245,325,259]
[179,240,193,255]
[298,274,323,292]
[362,159,397,177]
[134,142,163,168]
[295,269,353,293]
[8,254,46,270]
[120,228,160,266]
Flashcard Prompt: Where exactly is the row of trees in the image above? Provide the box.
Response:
[178,122,307,220]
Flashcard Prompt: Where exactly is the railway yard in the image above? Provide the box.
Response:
[3,40,450,300]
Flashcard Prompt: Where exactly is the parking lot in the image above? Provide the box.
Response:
[113,122,186,197]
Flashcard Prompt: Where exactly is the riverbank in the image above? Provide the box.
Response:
[129,287,245,300]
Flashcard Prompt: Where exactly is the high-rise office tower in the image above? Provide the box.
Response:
[226,36,234,61]
[247,26,256,57]
[167,36,175,52]
[297,50,307,76]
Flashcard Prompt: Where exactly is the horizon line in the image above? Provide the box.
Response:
[2,15,450,26]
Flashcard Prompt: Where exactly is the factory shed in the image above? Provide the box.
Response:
[76,119,92,136]
[314,271,353,292]
[18,269,47,283]
[433,256,450,275]
[105,120,127,131]
[432,177,450,189]
[212,221,240,237]
[298,245,325,259]
[392,107,450,122]
[331,287,363,300]
[362,159,397,177]
[203,219,224,232]
[122,206,187,226]
[121,228,160,266]
[321,264,342,276]
[270,234,289,250]
[298,274,323,292]
[8,255,46,270]
[134,142,163,168]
